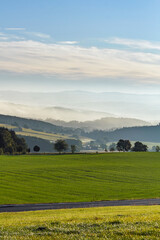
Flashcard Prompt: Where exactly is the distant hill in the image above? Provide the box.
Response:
[107,125,160,142]
[0,114,159,147]
[0,114,84,137]
[1,90,160,121]
[86,125,160,143]
[47,117,150,131]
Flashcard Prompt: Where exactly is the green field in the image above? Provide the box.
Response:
[1,206,160,239]
[0,153,160,204]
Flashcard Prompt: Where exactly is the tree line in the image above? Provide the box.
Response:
[110,139,148,152]
[0,127,155,155]
[33,139,77,154]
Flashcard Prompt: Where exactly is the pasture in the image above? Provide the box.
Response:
[0,153,160,204]
[1,206,160,239]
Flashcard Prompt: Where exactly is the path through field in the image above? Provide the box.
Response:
[0,198,160,212]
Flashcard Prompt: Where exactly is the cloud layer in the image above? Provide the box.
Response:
[0,36,160,83]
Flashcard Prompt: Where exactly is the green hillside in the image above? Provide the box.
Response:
[0,123,73,141]
[1,153,160,205]
[0,123,91,144]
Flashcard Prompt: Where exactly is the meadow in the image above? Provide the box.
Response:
[1,206,160,239]
[0,152,160,204]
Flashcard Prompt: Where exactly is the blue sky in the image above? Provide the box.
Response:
[0,0,160,93]
[1,0,159,41]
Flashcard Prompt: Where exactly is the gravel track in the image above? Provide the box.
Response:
[0,198,160,212]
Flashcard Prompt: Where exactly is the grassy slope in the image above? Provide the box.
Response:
[1,206,160,239]
[0,123,92,143]
[0,153,160,204]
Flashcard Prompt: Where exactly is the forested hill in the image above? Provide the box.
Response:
[108,125,160,142]
[0,114,159,143]
[87,125,160,143]
[0,114,84,136]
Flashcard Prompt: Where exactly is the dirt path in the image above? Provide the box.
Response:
[0,198,160,213]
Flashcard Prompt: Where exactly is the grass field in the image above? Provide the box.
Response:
[0,153,160,204]
[1,206,160,239]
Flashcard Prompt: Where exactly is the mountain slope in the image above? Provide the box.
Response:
[86,125,160,143]
[47,117,150,131]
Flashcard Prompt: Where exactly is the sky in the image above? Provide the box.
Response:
[0,0,160,94]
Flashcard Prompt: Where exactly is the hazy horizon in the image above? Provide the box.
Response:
[0,1,160,123]
[0,90,159,122]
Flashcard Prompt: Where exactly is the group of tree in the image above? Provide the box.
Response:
[115,139,148,152]
[131,141,148,152]
[32,140,79,154]
[152,145,160,152]
[116,139,131,151]
[0,127,28,154]
[105,139,148,152]
[54,139,78,154]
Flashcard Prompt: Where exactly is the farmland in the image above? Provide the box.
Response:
[0,153,160,205]
[1,206,160,239]
[0,123,92,143]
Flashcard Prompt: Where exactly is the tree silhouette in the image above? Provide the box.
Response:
[71,145,76,154]
[54,139,68,153]
[116,139,131,152]
[132,141,148,152]
[33,145,40,152]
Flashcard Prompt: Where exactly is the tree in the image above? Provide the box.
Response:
[5,146,14,154]
[10,130,27,153]
[33,145,40,152]
[17,145,23,153]
[0,148,3,155]
[132,141,148,152]
[71,145,76,154]
[0,127,28,154]
[27,148,31,153]
[116,139,131,152]
[116,139,125,151]
[124,140,132,151]
[54,139,68,153]
[65,139,82,152]
[105,145,108,152]
[156,146,160,152]
[152,146,156,152]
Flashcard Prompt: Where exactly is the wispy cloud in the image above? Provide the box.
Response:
[59,41,78,45]
[105,38,160,51]
[0,36,8,40]
[0,38,160,84]
[5,28,26,31]
[26,32,50,39]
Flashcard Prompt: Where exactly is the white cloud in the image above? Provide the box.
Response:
[0,38,160,83]
[26,32,50,39]
[5,28,26,31]
[105,38,160,51]
[59,41,78,45]
[0,36,8,40]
